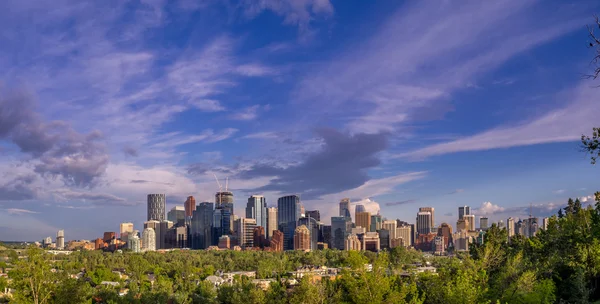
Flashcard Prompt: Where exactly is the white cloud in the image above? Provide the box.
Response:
[476,201,505,215]
[241,132,279,140]
[553,189,566,194]
[190,99,226,112]
[235,64,277,76]
[231,105,270,121]
[5,208,39,215]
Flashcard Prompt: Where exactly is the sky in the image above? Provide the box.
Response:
[1,0,600,241]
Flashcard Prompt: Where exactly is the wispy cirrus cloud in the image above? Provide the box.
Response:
[6,208,39,215]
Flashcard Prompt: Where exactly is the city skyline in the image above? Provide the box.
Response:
[1,0,600,241]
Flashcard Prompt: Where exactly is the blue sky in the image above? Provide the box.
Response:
[1,0,599,241]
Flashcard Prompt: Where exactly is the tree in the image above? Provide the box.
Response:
[8,247,59,304]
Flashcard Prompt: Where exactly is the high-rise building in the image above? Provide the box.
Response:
[235,218,257,248]
[362,232,380,252]
[142,228,156,251]
[453,230,470,251]
[370,214,382,232]
[480,217,489,230]
[270,230,284,252]
[128,231,141,253]
[418,207,435,232]
[168,206,186,227]
[463,214,476,231]
[397,225,412,247]
[212,207,231,245]
[56,230,65,250]
[147,194,166,221]
[378,229,390,250]
[382,220,398,242]
[253,226,267,248]
[158,220,173,249]
[166,226,188,249]
[436,223,452,248]
[332,216,351,250]
[267,207,278,239]
[458,206,470,220]
[339,198,352,219]
[246,195,268,232]
[355,211,372,231]
[542,217,549,230]
[416,212,432,235]
[120,223,134,239]
[345,234,361,251]
[190,202,214,249]
[305,210,320,222]
[294,225,311,251]
[507,217,515,238]
[456,219,467,231]
[355,204,366,219]
[277,195,301,250]
[298,216,319,250]
[320,225,332,248]
[184,196,196,218]
[216,191,234,231]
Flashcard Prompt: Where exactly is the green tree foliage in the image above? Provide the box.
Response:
[8,247,57,304]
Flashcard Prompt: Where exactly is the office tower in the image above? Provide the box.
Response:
[168,206,186,227]
[371,214,382,232]
[277,195,302,250]
[235,218,257,248]
[298,216,319,250]
[305,210,321,222]
[419,207,435,231]
[542,217,549,230]
[103,232,116,243]
[56,230,65,250]
[267,207,278,239]
[507,217,515,237]
[253,226,267,248]
[120,223,134,239]
[147,194,166,221]
[294,225,311,251]
[339,198,352,219]
[212,207,231,245]
[218,235,231,249]
[355,211,372,231]
[158,220,173,249]
[480,217,489,230]
[320,225,332,248]
[463,214,475,231]
[436,223,452,248]
[142,228,156,251]
[127,231,141,253]
[215,191,234,210]
[453,230,469,251]
[270,230,284,252]
[246,195,268,232]
[345,234,361,251]
[416,212,432,235]
[190,202,214,249]
[355,204,366,219]
[397,225,413,247]
[378,229,390,250]
[362,232,380,252]
[166,226,188,249]
[382,220,398,240]
[184,196,196,219]
[458,206,471,220]
[332,216,351,250]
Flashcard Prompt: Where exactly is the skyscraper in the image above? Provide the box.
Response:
[235,218,257,248]
[355,204,366,219]
[56,230,65,250]
[184,196,196,218]
[382,220,397,245]
[339,198,351,219]
[542,217,549,230]
[120,223,134,241]
[128,231,141,253]
[305,210,321,222]
[212,207,231,245]
[355,211,372,231]
[458,206,471,220]
[480,217,489,230]
[267,207,278,239]
[246,195,267,232]
[277,195,302,250]
[147,194,166,221]
[436,223,452,248]
[298,216,319,250]
[216,191,234,210]
[419,207,435,231]
[294,225,311,251]
[167,206,186,227]
[397,225,413,247]
[158,220,173,249]
[332,216,351,250]
[190,202,214,249]
[507,217,515,238]
[370,214,382,232]
[142,228,156,251]
[416,212,432,235]
[463,214,476,231]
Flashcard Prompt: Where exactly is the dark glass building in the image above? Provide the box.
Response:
[246,195,268,232]
[277,195,301,250]
[305,210,321,222]
[190,202,213,249]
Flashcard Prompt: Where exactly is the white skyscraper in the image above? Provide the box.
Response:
[142,228,156,251]
[463,214,475,231]
[128,230,141,253]
[507,217,515,238]
[56,230,65,250]
[382,220,397,247]
[542,217,549,230]
[267,207,278,239]
[396,225,412,247]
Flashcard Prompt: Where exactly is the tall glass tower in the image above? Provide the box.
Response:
[246,195,267,232]
[190,202,213,249]
[147,194,166,221]
[277,195,301,250]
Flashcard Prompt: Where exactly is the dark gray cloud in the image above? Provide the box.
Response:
[0,175,39,201]
[0,88,108,187]
[237,128,388,199]
[446,189,464,195]
[123,146,139,157]
[187,163,234,176]
[385,199,417,206]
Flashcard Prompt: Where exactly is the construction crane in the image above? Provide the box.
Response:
[213,173,222,192]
